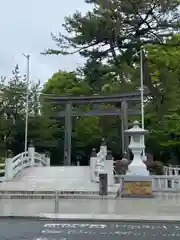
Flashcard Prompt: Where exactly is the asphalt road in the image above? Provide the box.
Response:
[0,219,180,239]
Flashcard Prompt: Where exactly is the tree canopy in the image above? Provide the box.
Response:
[0,65,58,158]
[42,0,180,163]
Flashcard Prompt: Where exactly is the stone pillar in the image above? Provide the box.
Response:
[45,151,51,166]
[104,150,114,186]
[64,103,72,166]
[28,141,35,166]
[5,157,13,181]
[90,148,97,182]
[99,173,108,195]
[101,138,107,158]
[98,138,107,162]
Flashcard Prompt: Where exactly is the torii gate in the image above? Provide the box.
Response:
[43,90,149,165]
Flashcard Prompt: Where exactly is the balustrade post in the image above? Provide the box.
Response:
[45,151,51,166]
[90,148,97,182]
[28,141,35,166]
[169,166,173,175]
[54,191,59,213]
[98,138,107,162]
[104,150,114,186]
[46,157,50,166]
[5,157,13,181]
[164,176,168,189]
[101,138,107,159]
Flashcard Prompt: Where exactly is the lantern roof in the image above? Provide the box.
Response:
[125,121,148,135]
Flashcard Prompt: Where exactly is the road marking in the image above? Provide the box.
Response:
[44,223,107,228]
[40,222,180,237]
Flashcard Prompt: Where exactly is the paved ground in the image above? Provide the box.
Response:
[0,219,180,239]
[0,166,177,194]
[1,166,180,222]
[1,196,180,217]
[0,166,119,192]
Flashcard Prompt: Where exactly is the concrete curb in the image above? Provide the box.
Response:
[38,214,180,223]
[0,190,116,194]
[1,194,180,200]
[0,194,115,200]
[0,190,116,199]
[1,214,180,223]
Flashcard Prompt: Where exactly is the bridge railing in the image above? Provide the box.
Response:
[34,152,50,166]
[0,163,5,182]
[4,145,50,181]
[164,165,180,176]
[90,144,107,182]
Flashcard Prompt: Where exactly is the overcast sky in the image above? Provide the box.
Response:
[0,0,90,84]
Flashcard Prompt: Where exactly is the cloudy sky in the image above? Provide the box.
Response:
[0,0,90,84]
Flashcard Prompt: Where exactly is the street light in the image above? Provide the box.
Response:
[132,48,145,134]
[140,47,146,160]
[22,54,30,152]
[140,47,145,130]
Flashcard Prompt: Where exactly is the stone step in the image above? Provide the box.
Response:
[0,190,116,195]
[0,194,116,200]
[0,190,116,199]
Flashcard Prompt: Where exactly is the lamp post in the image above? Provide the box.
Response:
[22,54,30,152]
[140,47,146,160]
[140,47,144,130]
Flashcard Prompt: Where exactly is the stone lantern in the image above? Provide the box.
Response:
[125,120,149,176]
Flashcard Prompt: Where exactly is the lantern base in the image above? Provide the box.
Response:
[126,164,149,176]
[122,176,153,198]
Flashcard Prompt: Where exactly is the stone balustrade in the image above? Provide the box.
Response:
[90,143,180,192]
[90,120,180,193]
[114,174,180,192]
[164,165,180,176]
[0,163,5,182]
[90,146,107,182]
[0,145,50,182]
[90,144,115,185]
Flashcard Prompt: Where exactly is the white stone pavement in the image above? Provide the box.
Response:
[1,166,180,220]
[0,166,118,192]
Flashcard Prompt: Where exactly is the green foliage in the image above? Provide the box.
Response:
[42,0,180,164]
[147,161,164,175]
[43,71,91,96]
[44,0,180,87]
[42,71,102,160]
[0,65,59,157]
[46,0,180,57]
[143,35,180,159]
[42,70,125,160]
